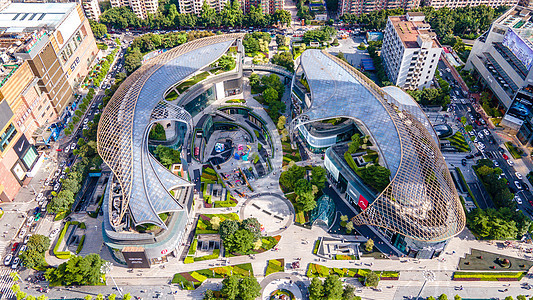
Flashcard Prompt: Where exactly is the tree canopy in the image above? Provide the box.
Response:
[19,234,50,269]
[45,254,106,286]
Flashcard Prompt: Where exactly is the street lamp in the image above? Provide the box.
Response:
[101,261,123,296]
[415,270,435,300]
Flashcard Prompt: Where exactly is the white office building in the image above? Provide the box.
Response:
[381,12,442,90]
[177,0,228,14]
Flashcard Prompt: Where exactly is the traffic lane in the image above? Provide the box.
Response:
[468,182,493,209]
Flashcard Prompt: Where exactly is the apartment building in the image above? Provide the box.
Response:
[339,0,419,16]
[465,6,533,147]
[82,0,101,20]
[177,0,228,14]
[238,0,283,14]
[424,0,518,9]
[381,12,442,90]
[110,0,158,19]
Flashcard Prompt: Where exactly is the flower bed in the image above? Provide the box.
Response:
[306,263,399,280]
[312,239,320,255]
[335,254,356,260]
[453,271,525,281]
[265,258,285,276]
[172,263,254,290]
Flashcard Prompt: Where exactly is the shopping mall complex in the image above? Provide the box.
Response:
[97,34,465,264]
[291,50,465,258]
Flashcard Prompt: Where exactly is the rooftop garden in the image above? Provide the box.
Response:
[343,134,390,193]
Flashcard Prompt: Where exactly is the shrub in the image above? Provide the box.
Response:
[184,257,194,264]
[75,235,86,254]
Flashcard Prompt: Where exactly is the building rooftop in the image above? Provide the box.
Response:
[389,15,437,48]
[0,3,77,32]
[296,49,465,242]
[98,34,242,228]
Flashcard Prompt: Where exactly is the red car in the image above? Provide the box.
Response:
[529,200,533,207]
[11,242,19,252]
[503,154,509,160]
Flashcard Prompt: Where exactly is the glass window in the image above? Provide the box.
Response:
[0,124,17,152]
[23,146,38,168]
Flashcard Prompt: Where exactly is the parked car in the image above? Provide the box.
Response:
[11,257,20,269]
[515,195,523,205]
[516,172,523,180]
[18,228,26,239]
[11,243,19,252]
[502,153,509,160]
[3,254,12,266]
[508,160,515,166]
[483,129,490,136]
[515,180,523,190]
[461,158,467,166]
[23,234,32,244]
[18,245,27,254]
[49,228,59,239]
[493,160,500,167]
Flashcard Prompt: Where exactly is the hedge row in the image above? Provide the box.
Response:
[306,263,399,279]
[76,235,86,254]
[53,221,80,259]
[456,167,479,208]
[453,271,524,281]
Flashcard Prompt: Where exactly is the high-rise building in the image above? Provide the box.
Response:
[0,2,99,201]
[82,0,101,20]
[110,0,158,19]
[238,0,283,14]
[465,5,533,146]
[177,0,228,15]
[424,0,518,9]
[339,0,419,16]
[381,12,442,90]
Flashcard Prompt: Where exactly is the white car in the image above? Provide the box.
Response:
[469,131,475,137]
[493,160,499,167]
[515,180,523,190]
[53,183,61,191]
[515,195,523,205]
[49,228,60,239]
[11,257,19,269]
[71,142,77,150]
[18,228,26,239]
[483,129,490,136]
[26,216,34,226]
[23,234,32,244]
[516,172,523,180]
[478,132,484,139]
[64,145,70,152]
[507,160,514,166]
[3,254,12,266]
[18,245,27,254]
[83,118,89,125]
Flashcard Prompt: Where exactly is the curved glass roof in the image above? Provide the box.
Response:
[98,34,242,228]
[296,49,465,242]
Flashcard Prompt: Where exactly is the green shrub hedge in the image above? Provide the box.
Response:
[53,221,80,259]
[76,235,86,254]
[453,271,524,281]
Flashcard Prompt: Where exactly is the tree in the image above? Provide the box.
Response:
[37,296,48,300]
[203,289,215,300]
[219,219,239,240]
[262,87,279,105]
[504,297,514,300]
[276,34,287,47]
[124,47,143,74]
[210,216,221,230]
[16,291,26,300]
[311,166,327,190]
[224,229,255,253]
[27,296,36,300]
[96,295,104,300]
[221,275,240,300]
[294,178,317,212]
[439,295,449,300]
[89,20,107,39]
[346,221,354,233]
[271,51,294,71]
[272,9,291,26]
[107,294,116,300]
[45,254,106,286]
[19,234,51,269]
[364,271,380,287]
[454,296,461,300]
[358,165,391,192]
[323,275,344,299]
[342,284,358,300]
[277,116,287,130]
[427,297,436,300]
[122,294,132,300]
[215,55,236,71]
[280,165,306,191]
[238,276,261,300]
[517,296,527,300]
[241,218,261,241]
[153,145,180,167]
[365,238,374,252]
[249,73,261,92]
[149,123,166,141]
[84,296,93,300]
[49,190,75,213]
[309,277,324,300]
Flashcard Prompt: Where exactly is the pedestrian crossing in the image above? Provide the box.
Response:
[0,267,16,299]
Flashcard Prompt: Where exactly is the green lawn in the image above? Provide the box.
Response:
[172,263,254,290]
[459,249,533,271]
[446,132,471,152]
[265,259,285,276]
[176,71,210,94]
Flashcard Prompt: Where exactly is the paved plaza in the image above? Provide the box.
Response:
[241,195,292,234]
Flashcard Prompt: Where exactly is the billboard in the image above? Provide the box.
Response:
[122,247,151,268]
[502,28,533,71]
[503,88,533,127]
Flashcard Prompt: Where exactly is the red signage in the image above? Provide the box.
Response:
[161,249,168,255]
[358,195,369,210]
